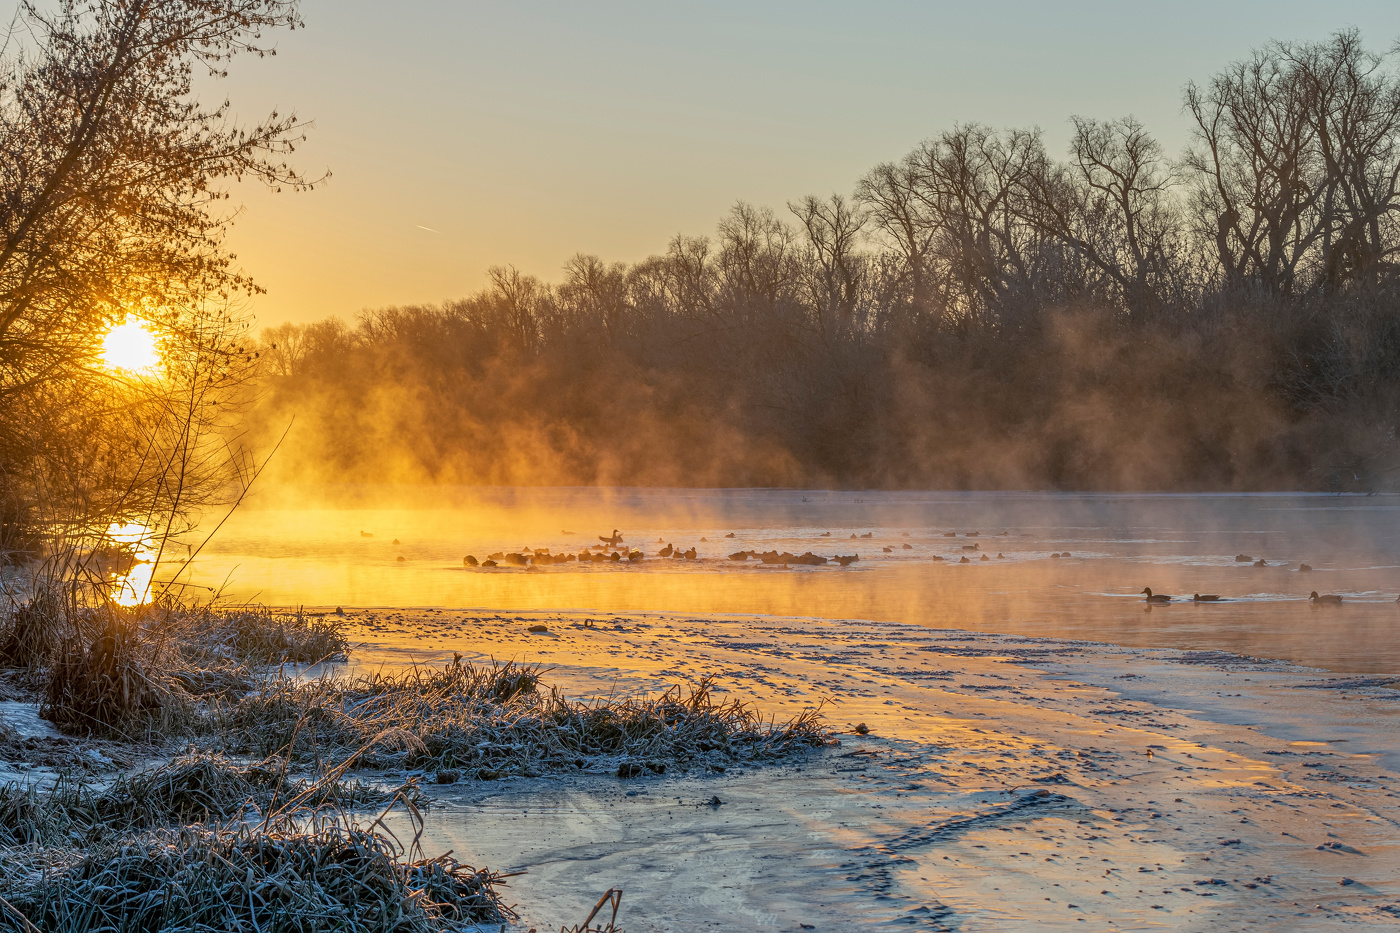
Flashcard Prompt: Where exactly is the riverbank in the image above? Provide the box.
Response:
[334,607,1399,931]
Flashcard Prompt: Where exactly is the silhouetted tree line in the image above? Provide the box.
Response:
[255,31,1400,490]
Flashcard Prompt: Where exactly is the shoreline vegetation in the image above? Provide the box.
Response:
[0,602,833,932]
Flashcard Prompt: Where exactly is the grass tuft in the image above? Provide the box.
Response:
[0,751,397,847]
[215,659,834,777]
[0,813,513,932]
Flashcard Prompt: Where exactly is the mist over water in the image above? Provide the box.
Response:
[187,487,1400,674]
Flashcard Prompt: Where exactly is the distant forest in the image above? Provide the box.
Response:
[252,31,1400,491]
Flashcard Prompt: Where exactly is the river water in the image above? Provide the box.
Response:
[178,488,1400,674]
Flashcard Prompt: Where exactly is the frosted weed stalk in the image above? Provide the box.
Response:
[217,659,835,777]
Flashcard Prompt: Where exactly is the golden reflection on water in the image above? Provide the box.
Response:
[185,489,1400,673]
[106,521,157,606]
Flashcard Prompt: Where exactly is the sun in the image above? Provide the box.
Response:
[101,319,160,373]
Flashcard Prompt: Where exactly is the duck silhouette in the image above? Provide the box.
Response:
[1142,588,1171,603]
[1192,593,1221,601]
[599,529,624,547]
[1309,591,1342,604]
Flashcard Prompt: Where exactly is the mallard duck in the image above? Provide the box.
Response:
[463,555,478,567]
[1309,591,1342,604]
[1254,558,1267,567]
[659,544,674,557]
[599,529,623,547]
[1142,588,1171,602]
[1298,563,1312,572]
[1192,593,1221,602]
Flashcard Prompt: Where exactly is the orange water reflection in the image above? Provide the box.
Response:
[190,489,1400,674]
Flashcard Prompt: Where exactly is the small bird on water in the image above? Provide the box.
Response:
[1309,591,1343,604]
[1192,593,1222,601]
[1142,588,1171,602]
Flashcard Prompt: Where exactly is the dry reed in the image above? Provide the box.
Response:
[216,660,833,777]
[0,812,513,932]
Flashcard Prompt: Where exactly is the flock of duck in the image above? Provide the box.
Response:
[367,528,1393,603]
[449,528,1023,571]
[1141,587,1362,605]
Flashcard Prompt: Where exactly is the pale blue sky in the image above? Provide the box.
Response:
[219,1,1400,323]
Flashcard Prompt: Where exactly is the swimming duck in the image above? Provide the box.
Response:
[463,555,478,567]
[882,546,893,553]
[902,543,913,550]
[683,547,697,560]
[959,556,970,564]
[834,555,859,566]
[1309,591,1342,604]
[1192,593,1221,602]
[360,531,374,538]
[659,544,674,557]
[599,529,624,547]
[1254,558,1267,567]
[725,532,736,538]
[1141,588,1171,602]
[1298,563,1312,572]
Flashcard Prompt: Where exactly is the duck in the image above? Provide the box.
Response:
[463,555,479,567]
[360,531,374,538]
[1235,554,1252,562]
[834,555,859,566]
[481,559,497,568]
[882,546,893,553]
[959,556,970,564]
[1192,593,1222,602]
[1254,558,1267,567]
[725,532,736,538]
[599,529,624,548]
[1309,591,1343,604]
[659,544,674,557]
[1298,563,1312,572]
[902,543,913,550]
[683,547,697,560]
[1141,588,1171,603]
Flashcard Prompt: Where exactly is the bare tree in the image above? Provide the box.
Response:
[1026,116,1183,313]
[789,194,866,333]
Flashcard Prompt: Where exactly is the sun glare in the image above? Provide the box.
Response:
[101,319,160,373]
